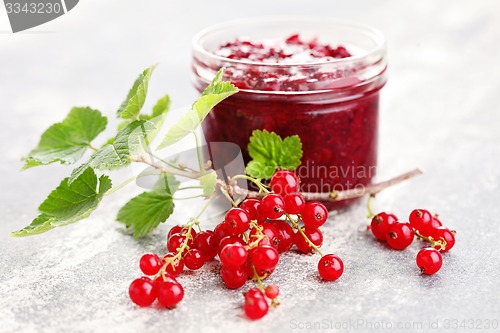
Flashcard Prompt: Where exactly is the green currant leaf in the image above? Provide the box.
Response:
[246,130,303,180]
[11,167,112,237]
[117,65,156,119]
[157,69,238,149]
[245,160,277,180]
[23,107,107,169]
[199,170,218,196]
[69,97,170,184]
[116,174,179,238]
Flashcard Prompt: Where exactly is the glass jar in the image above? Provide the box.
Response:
[192,17,387,209]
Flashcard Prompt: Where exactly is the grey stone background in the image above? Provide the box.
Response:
[1,1,499,332]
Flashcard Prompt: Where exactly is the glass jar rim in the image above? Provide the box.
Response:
[192,16,386,67]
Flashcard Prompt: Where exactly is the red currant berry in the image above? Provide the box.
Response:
[167,233,187,253]
[168,224,196,240]
[218,235,245,254]
[245,287,265,300]
[318,254,344,281]
[250,245,279,271]
[240,198,265,223]
[431,227,455,252]
[139,254,162,276]
[301,201,328,228]
[259,194,285,219]
[283,193,306,214]
[370,212,398,241]
[129,277,157,307]
[220,266,247,289]
[295,227,323,254]
[386,222,414,250]
[249,223,280,249]
[268,220,295,253]
[157,281,184,308]
[167,224,184,240]
[409,209,433,235]
[162,253,184,277]
[264,284,279,299]
[416,248,442,275]
[430,215,443,229]
[244,295,269,320]
[213,222,231,244]
[225,208,251,235]
[153,274,178,290]
[183,249,205,270]
[193,230,218,261]
[220,244,248,269]
[270,170,300,196]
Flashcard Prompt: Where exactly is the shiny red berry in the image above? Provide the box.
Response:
[157,281,184,308]
[220,266,247,289]
[270,170,300,196]
[162,253,184,277]
[409,209,433,235]
[386,222,414,250]
[167,233,188,253]
[318,254,344,281]
[416,248,442,274]
[265,284,279,299]
[301,201,328,228]
[225,208,251,235]
[183,249,205,270]
[250,245,279,271]
[245,287,265,300]
[295,227,323,254]
[259,194,285,219]
[129,277,157,307]
[139,254,162,276]
[220,244,248,269]
[370,212,398,241]
[268,220,295,253]
[193,230,218,261]
[213,222,231,244]
[244,294,269,320]
[240,198,265,223]
[218,235,245,254]
[249,222,280,249]
[283,193,306,214]
[431,227,455,252]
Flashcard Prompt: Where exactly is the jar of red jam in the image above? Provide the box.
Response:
[192,18,387,209]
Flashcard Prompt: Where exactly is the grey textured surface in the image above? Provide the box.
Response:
[1,1,500,332]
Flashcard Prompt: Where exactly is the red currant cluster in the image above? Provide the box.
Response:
[128,170,343,320]
[370,208,456,275]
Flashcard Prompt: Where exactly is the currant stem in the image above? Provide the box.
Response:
[284,212,325,257]
[414,229,447,251]
[192,131,205,174]
[366,194,376,219]
[105,175,138,196]
[230,175,270,194]
[219,186,238,207]
[251,264,266,291]
[130,154,203,180]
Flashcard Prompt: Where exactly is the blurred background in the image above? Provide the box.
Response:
[1,1,499,332]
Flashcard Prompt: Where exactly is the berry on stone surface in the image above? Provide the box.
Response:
[318,254,344,281]
[183,249,205,270]
[220,244,248,269]
[250,245,279,272]
[157,281,184,308]
[431,227,455,252]
[264,284,280,299]
[129,277,157,307]
[283,193,306,214]
[409,209,433,235]
[370,212,397,241]
[386,222,414,250]
[244,292,269,320]
[268,220,295,253]
[416,248,442,275]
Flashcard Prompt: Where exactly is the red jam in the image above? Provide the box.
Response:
[192,20,387,209]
